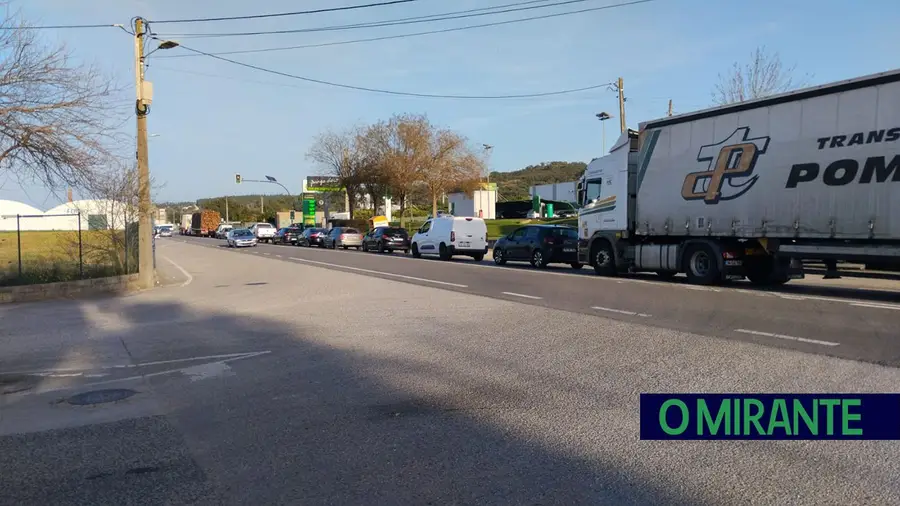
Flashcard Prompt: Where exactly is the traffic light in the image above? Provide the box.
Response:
[235,173,242,184]
[290,210,295,221]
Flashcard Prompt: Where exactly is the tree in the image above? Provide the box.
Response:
[0,7,121,190]
[417,126,484,217]
[365,114,431,214]
[306,127,367,218]
[712,46,810,105]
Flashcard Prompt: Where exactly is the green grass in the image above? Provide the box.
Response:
[0,230,136,286]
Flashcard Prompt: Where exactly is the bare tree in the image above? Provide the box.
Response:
[0,7,124,191]
[712,46,811,105]
[417,126,484,217]
[306,127,367,217]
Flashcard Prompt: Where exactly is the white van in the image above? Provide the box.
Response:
[410,216,488,261]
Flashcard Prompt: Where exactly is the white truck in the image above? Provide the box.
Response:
[577,68,900,286]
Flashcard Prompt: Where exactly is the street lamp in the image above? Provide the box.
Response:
[596,112,613,153]
[264,175,291,197]
[481,144,493,184]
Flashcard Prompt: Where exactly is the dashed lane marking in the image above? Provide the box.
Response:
[591,306,651,318]
[734,329,839,347]
[288,257,468,288]
[850,302,900,311]
[501,292,543,300]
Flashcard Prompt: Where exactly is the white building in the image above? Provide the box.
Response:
[448,189,497,220]
[530,181,578,203]
[0,199,134,232]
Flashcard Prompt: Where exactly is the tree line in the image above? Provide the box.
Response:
[306,113,486,218]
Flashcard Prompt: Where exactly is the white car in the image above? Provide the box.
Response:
[410,216,488,261]
[249,222,276,243]
[226,228,258,248]
[215,224,233,239]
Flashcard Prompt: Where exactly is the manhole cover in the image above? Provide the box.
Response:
[67,388,138,406]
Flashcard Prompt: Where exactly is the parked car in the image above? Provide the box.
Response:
[215,224,233,239]
[249,222,276,243]
[298,227,327,247]
[323,227,363,250]
[492,225,581,269]
[362,226,409,253]
[226,228,258,248]
[274,226,303,245]
[410,216,487,261]
[157,224,174,237]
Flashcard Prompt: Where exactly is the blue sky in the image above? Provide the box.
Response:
[4,0,897,207]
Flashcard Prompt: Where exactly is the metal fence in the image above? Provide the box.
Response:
[0,212,141,287]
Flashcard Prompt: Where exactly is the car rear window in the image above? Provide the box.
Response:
[258,223,273,228]
[344,228,360,234]
[384,227,408,236]
[551,228,578,239]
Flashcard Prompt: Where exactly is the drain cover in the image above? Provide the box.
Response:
[67,388,138,406]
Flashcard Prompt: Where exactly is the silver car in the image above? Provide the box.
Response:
[324,227,363,250]
[226,228,258,248]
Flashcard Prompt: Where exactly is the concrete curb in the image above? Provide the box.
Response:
[0,274,142,305]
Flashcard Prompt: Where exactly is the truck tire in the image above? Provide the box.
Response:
[591,240,617,276]
[683,243,721,285]
[745,257,790,286]
[656,271,677,281]
[439,243,451,261]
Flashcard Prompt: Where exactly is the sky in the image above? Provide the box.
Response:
[3,0,898,208]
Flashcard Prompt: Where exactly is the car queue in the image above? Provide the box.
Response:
[206,215,583,270]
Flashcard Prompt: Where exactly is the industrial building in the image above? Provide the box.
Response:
[0,199,134,232]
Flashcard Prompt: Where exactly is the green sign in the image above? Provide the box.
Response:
[302,199,316,226]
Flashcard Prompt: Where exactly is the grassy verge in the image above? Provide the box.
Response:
[0,230,137,286]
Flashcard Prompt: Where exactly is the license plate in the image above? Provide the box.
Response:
[458,241,470,247]
[564,248,575,252]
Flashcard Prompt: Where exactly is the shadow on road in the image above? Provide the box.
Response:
[0,296,707,506]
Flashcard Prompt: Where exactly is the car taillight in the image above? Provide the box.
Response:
[450,231,455,242]
[339,234,346,239]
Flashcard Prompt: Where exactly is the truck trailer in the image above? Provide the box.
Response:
[191,210,222,238]
[577,69,900,286]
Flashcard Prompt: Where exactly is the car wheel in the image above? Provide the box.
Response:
[411,243,421,258]
[342,245,348,250]
[378,241,386,254]
[493,248,507,265]
[530,249,548,268]
[472,253,485,262]
[362,242,368,252]
[438,243,451,261]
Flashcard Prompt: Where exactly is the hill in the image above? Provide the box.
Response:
[490,161,586,201]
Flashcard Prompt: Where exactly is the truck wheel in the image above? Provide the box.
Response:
[439,243,451,261]
[656,271,677,281]
[591,240,617,276]
[683,244,721,285]
[571,262,583,270]
[746,257,790,286]
[411,244,421,258]
[530,249,548,268]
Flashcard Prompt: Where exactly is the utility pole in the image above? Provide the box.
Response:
[134,18,153,289]
[617,77,626,133]
[667,99,673,117]
[260,195,264,214]
[225,196,229,222]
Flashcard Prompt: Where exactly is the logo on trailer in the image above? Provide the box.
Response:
[681,127,770,204]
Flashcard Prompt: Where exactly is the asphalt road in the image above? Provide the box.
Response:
[178,235,900,367]
[2,240,900,504]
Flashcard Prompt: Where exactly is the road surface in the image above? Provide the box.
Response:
[0,239,898,505]
[179,235,900,367]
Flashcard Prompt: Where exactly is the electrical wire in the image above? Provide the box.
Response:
[156,0,656,59]
[0,23,125,30]
[171,42,614,99]
[148,0,421,24]
[156,0,608,38]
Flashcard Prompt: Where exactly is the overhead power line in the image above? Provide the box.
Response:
[0,23,124,30]
[156,0,657,58]
[148,0,421,24]
[170,42,614,99]
[156,0,609,38]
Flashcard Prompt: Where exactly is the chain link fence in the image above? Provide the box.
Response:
[0,210,140,287]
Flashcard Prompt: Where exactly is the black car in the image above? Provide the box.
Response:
[362,226,410,253]
[297,227,327,247]
[274,226,303,245]
[492,225,581,269]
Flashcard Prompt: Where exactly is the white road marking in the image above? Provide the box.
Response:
[501,292,542,300]
[160,255,193,287]
[734,329,839,347]
[181,361,235,382]
[288,257,468,288]
[263,252,271,256]
[851,302,900,311]
[1,351,270,376]
[275,254,283,258]
[591,306,651,317]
